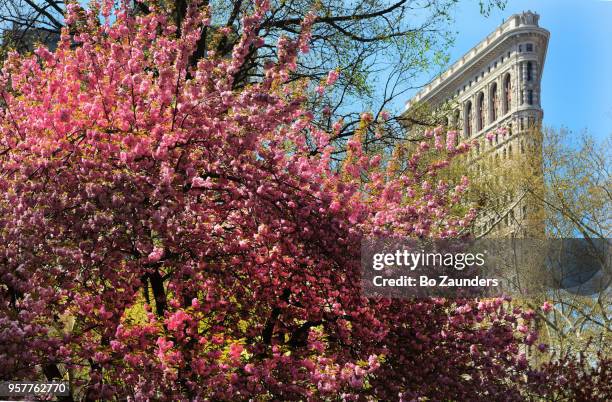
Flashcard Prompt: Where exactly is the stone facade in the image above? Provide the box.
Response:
[402,11,549,236]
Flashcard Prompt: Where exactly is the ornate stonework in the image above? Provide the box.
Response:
[404,11,548,136]
[403,11,550,236]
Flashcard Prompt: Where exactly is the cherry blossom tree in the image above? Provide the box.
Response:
[0,0,510,153]
[0,1,606,400]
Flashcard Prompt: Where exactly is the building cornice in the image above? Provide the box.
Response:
[404,12,549,111]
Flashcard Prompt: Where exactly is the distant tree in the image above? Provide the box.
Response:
[529,128,611,359]
[452,124,611,360]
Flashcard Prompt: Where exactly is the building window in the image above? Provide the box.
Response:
[509,144,513,158]
[453,109,461,132]
[527,90,534,105]
[503,74,511,113]
[528,116,535,127]
[526,43,533,52]
[490,83,498,123]
[520,90,524,105]
[477,92,485,131]
[518,44,522,52]
[465,101,473,137]
[527,61,533,81]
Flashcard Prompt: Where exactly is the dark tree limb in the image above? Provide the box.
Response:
[148,269,167,317]
[262,288,291,345]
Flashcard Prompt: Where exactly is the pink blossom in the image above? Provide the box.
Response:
[326,70,340,86]
[191,176,206,188]
[446,130,457,151]
[360,112,373,122]
[517,325,529,334]
[148,247,164,263]
[229,343,244,360]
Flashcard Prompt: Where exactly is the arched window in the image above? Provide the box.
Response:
[477,92,485,131]
[465,101,473,137]
[527,61,532,81]
[453,109,461,131]
[503,74,511,114]
[489,83,498,123]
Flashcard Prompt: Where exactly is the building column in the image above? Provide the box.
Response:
[532,61,540,106]
[513,62,520,112]
[472,94,478,135]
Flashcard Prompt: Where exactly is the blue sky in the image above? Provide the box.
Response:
[435,0,612,139]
